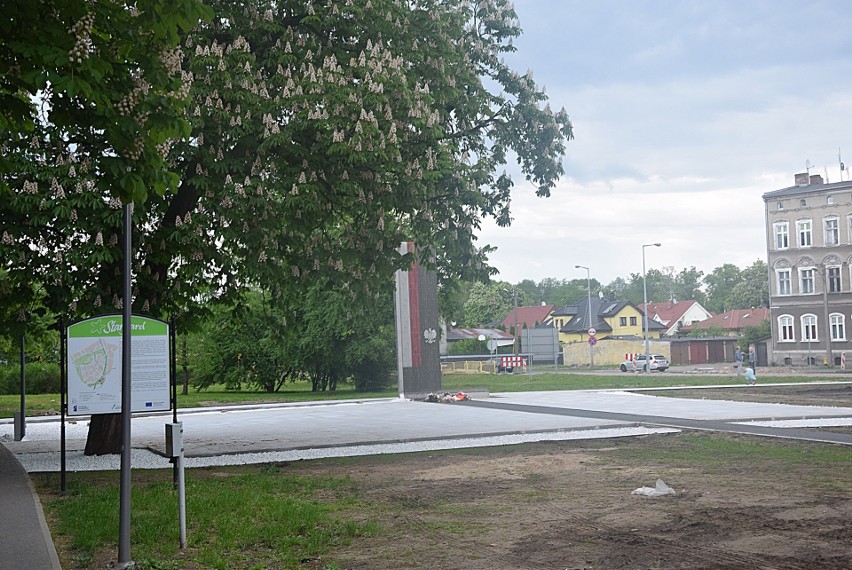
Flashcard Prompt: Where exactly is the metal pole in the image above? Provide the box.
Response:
[118,202,133,566]
[642,243,661,372]
[17,333,25,440]
[575,265,594,368]
[60,319,66,494]
[821,266,832,366]
[513,289,518,355]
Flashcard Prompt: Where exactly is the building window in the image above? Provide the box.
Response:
[800,268,815,294]
[824,217,839,246]
[830,313,846,341]
[630,316,637,326]
[777,269,791,295]
[778,315,794,341]
[796,219,812,247]
[774,222,789,249]
[801,314,818,341]
[828,266,842,292]
[778,201,784,209]
[828,195,834,205]
[619,317,627,326]
[800,199,807,207]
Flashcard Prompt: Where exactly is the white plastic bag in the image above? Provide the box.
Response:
[631,478,676,497]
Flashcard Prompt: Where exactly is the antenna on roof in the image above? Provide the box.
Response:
[840,148,846,182]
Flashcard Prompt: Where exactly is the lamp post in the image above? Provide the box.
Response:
[575,265,594,368]
[642,243,661,372]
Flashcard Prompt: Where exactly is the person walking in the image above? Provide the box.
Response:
[735,346,744,375]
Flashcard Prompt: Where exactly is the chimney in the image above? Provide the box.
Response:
[794,172,809,185]
[809,174,824,185]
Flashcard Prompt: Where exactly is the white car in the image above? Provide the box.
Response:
[620,354,669,372]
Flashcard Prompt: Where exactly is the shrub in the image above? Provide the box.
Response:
[0,361,60,394]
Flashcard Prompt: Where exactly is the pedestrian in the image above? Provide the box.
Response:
[735,346,744,375]
[745,366,757,385]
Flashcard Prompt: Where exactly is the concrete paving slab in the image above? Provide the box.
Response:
[493,390,852,421]
[2,398,629,458]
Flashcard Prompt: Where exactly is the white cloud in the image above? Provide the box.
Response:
[476,0,852,287]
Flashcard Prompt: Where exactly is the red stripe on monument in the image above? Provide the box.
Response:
[407,247,422,368]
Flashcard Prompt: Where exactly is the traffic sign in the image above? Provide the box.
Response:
[588,328,596,336]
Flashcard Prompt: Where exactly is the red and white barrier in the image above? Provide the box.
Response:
[499,356,527,372]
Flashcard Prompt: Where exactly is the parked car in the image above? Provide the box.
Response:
[620,354,669,372]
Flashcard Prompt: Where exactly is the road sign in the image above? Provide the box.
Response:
[588,328,596,336]
[588,336,597,346]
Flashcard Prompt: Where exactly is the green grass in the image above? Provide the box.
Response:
[441,372,842,393]
[0,383,397,418]
[603,433,852,469]
[37,465,378,570]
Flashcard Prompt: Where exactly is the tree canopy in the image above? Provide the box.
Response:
[1,0,573,329]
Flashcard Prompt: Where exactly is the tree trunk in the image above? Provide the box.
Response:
[84,413,123,456]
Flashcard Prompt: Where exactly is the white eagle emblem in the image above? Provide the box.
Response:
[423,328,437,344]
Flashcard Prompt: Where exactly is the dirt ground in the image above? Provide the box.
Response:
[46,384,852,569]
[298,384,852,570]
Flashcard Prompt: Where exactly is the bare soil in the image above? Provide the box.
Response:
[283,384,852,570]
[45,385,852,569]
[287,438,852,570]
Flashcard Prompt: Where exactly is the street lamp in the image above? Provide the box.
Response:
[503,286,519,355]
[575,265,594,368]
[642,243,662,372]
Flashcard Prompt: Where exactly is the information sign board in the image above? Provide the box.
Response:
[66,315,171,415]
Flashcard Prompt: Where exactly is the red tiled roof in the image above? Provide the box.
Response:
[501,305,556,330]
[639,300,698,325]
[685,308,769,331]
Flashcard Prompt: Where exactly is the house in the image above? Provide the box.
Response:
[551,297,664,344]
[763,173,852,366]
[680,308,770,337]
[639,300,713,336]
[500,304,556,333]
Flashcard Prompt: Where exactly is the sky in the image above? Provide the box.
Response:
[477,0,852,287]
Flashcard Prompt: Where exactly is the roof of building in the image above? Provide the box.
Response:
[682,308,769,331]
[762,178,852,200]
[638,300,711,334]
[500,305,556,330]
[446,328,515,342]
[555,297,664,334]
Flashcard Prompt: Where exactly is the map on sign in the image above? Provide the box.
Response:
[71,338,119,389]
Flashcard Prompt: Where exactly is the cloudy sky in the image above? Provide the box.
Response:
[477,0,852,286]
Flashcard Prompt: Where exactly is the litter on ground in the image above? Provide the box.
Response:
[631,478,676,497]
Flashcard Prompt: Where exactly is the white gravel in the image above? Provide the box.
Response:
[5,426,680,473]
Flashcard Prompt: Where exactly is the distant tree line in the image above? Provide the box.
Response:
[446,260,769,327]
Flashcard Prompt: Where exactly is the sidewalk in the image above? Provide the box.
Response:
[0,443,62,570]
